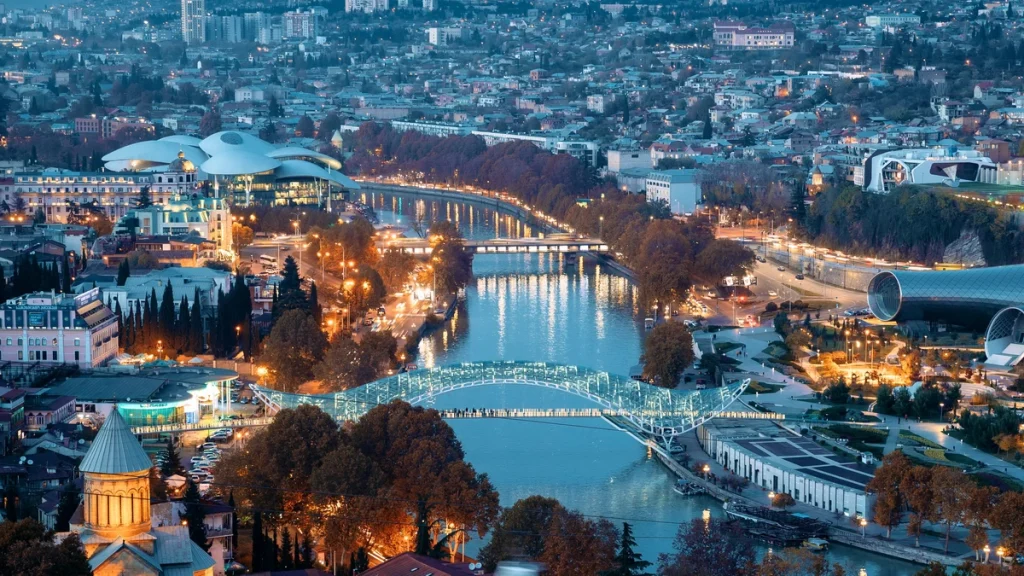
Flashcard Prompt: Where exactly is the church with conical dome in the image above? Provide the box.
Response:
[67,409,215,576]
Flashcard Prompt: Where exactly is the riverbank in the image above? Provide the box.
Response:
[654,438,963,568]
[354,180,564,235]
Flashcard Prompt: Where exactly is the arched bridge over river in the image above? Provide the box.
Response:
[250,361,750,444]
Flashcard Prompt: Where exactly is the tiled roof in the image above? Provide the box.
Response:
[79,409,153,474]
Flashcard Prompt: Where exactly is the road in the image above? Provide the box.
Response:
[241,236,431,354]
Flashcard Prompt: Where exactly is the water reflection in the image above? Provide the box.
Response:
[368,191,919,576]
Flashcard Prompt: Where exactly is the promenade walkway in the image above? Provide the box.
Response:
[708,326,1024,483]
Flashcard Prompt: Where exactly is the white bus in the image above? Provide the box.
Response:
[259,254,278,266]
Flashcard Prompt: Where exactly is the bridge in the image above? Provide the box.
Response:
[251,361,751,449]
[378,237,610,256]
[131,417,274,436]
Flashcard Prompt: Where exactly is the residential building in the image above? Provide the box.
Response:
[181,0,206,44]
[427,26,462,46]
[864,14,921,28]
[0,288,119,368]
[23,395,76,432]
[646,169,701,215]
[345,0,389,13]
[362,552,490,576]
[78,266,231,326]
[713,21,795,50]
[390,120,475,138]
[607,148,652,173]
[283,10,318,39]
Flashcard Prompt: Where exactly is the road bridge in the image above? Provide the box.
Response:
[378,237,610,255]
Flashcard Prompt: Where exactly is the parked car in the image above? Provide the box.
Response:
[795,274,805,280]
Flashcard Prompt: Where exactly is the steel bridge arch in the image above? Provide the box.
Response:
[251,361,750,439]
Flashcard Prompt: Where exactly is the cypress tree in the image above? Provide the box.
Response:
[309,281,321,325]
[293,537,300,570]
[61,253,71,293]
[189,289,203,355]
[228,491,238,554]
[116,260,130,286]
[114,301,124,350]
[280,528,293,570]
[252,512,264,571]
[183,479,209,551]
[142,295,154,350]
[300,532,314,569]
[159,284,176,344]
[213,288,226,356]
[178,296,190,353]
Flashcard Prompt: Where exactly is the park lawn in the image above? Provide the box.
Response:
[743,381,785,394]
[827,423,888,443]
[715,342,742,355]
[974,471,1024,493]
[899,430,944,449]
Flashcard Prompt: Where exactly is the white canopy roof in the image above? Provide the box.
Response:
[274,159,360,189]
[102,140,208,167]
[199,130,277,157]
[266,146,343,170]
[201,149,282,175]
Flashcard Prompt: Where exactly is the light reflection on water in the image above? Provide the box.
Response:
[368,191,919,576]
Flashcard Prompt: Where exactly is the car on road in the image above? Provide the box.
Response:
[756,256,766,263]
[795,274,805,280]
[768,290,778,298]
[777,266,785,272]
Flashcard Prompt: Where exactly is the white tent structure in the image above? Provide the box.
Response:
[102,130,358,207]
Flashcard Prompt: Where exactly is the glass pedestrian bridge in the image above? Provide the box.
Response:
[251,361,750,440]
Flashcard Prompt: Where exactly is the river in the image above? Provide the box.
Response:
[359,189,920,576]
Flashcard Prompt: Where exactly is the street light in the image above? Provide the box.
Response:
[859,517,867,538]
[998,547,1006,565]
[984,544,991,563]
[702,464,710,479]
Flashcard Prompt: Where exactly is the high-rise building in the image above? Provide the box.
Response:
[181,0,206,44]
[423,0,437,11]
[283,10,318,39]
[345,0,389,13]
[243,11,272,41]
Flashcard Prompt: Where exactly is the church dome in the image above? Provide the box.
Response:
[80,409,154,475]
[167,150,196,173]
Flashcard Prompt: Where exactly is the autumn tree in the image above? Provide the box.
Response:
[232,222,254,249]
[693,239,754,286]
[296,115,315,138]
[659,518,756,576]
[313,337,377,392]
[771,492,796,510]
[900,466,934,547]
[964,484,998,560]
[931,465,972,553]
[480,496,563,572]
[349,401,500,559]
[0,519,91,576]
[215,405,342,530]
[992,490,1024,554]
[866,451,911,538]
[261,309,328,391]
[376,249,416,294]
[428,221,473,295]
[641,322,694,387]
[199,109,222,137]
[539,508,618,576]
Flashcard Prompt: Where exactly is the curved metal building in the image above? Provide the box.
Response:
[866,265,1024,367]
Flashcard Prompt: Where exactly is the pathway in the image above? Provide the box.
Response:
[709,326,1024,483]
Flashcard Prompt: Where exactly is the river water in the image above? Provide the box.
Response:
[359,190,920,575]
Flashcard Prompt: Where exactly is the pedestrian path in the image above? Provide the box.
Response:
[708,326,1024,483]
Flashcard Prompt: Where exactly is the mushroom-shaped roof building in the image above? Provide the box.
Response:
[200,149,283,176]
[274,159,360,189]
[199,130,277,157]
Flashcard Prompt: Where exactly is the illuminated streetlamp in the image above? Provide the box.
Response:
[859,517,867,538]
[702,464,710,479]
[984,544,991,563]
